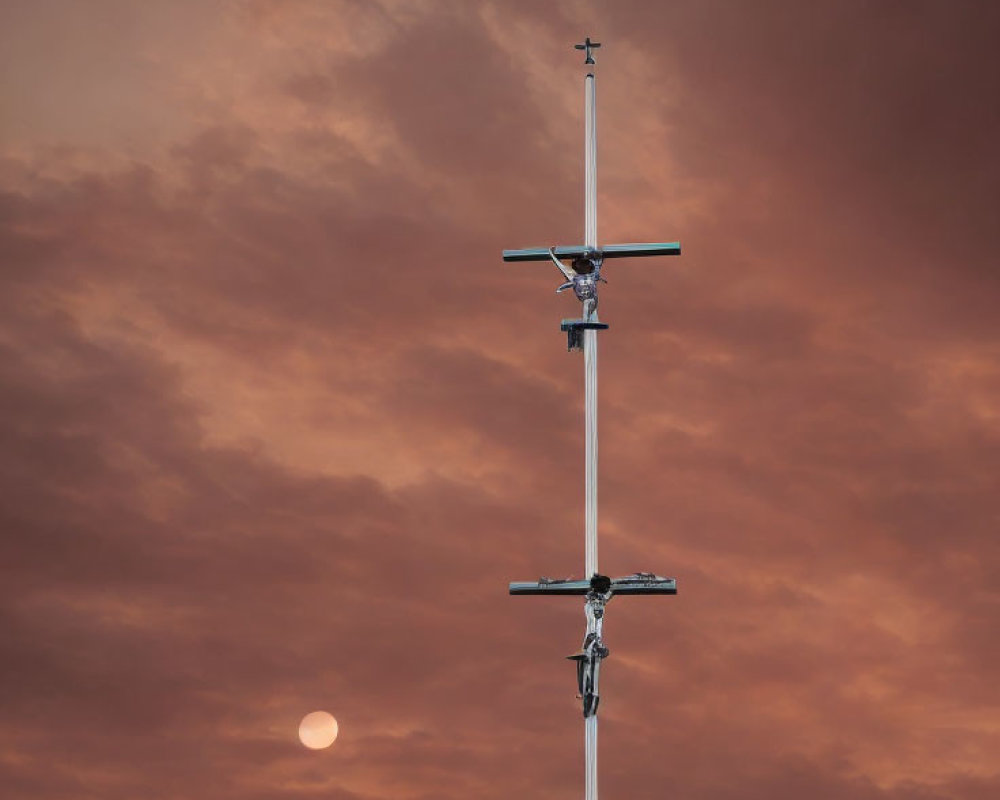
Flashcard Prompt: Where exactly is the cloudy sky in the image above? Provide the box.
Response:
[2,1,998,798]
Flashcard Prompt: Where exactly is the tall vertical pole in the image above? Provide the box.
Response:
[583,68,600,800]
[584,70,598,576]
[585,72,598,257]
[504,37,681,800]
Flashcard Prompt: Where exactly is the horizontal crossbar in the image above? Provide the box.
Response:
[510,574,677,596]
[502,242,681,262]
[561,319,609,331]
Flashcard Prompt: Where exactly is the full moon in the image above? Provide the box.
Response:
[298,711,339,749]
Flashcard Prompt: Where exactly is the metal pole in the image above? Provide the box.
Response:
[585,73,597,256]
[586,715,598,799]
[504,39,681,800]
[583,68,599,800]
[583,70,598,579]
[584,329,598,577]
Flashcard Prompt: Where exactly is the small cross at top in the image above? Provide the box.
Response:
[575,37,601,65]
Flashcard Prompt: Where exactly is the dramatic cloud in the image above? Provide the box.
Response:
[1,2,997,799]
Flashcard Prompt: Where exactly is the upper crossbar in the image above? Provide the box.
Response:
[502,242,681,262]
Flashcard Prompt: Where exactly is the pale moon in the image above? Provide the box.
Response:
[298,711,339,749]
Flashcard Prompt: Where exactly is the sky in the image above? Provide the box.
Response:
[1,1,998,798]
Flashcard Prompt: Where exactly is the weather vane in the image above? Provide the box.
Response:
[574,36,601,65]
[503,39,682,800]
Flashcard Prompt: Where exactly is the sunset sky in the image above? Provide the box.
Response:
[2,1,998,798]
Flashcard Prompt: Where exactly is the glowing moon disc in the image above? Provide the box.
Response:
[298,711,339,749]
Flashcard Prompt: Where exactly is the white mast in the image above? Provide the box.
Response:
[504,36,681,800]
[584,63,599,580]
[582,56,601,800]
